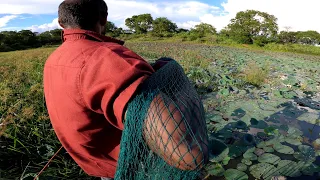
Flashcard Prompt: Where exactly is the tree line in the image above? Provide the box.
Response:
[1,10,320,52]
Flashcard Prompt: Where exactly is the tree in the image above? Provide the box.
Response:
[176,28,189,33]
[105,21,123,37]
[152,17,177,34]
[226,10,278,45]
[125,14,153,34]
[277,31,297,44]
[105,21,117,33]
[296,31,320,45]
[192,23,216,37]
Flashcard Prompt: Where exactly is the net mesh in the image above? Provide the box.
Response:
[115,59,209,180]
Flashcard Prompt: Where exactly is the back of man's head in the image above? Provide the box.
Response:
[58,0,108,31]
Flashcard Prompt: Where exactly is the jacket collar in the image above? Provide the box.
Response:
[62,29,125,45]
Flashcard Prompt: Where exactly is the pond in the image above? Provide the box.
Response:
[202,92,320,180]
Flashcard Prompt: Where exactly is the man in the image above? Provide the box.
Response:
[44,0,208,179]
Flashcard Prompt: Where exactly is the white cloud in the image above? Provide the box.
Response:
[28,18,61,33]
[0,15,18,28]
[216,0,320,32]
[1,0,320,33]
[0,0,59,14]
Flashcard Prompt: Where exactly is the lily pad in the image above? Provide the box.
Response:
[254,148,265,156]
[209,139,229,162]
[263,146,274,153]
[285,137,302,146]
[250,118,259,125]
[287,127,303,137]
[273,143,294,154]
[258,153,281,165]
[301,163,319,176]
[279,124,289,131]
[237,163,247,172]
[206,114,224,123]
[243,147,258,161]
[293,145,316,163]
[224,169,248,180]
[250,163,279,179]
[205,163,225,177]
[277,160,301,177]
[231,108,246,118]
[251,120,268,129]
[264,127,279,136]
[241,134,255,145]
[257,141,266,148]
[241,159,252,166]
[229,145,248,158]
[222,156,231,165]
[297,112,319,124]
[219,88,230,97]
[265,138,278,146]
[281,91,297,99]
[233,121,248,130]
[312,138,320,149]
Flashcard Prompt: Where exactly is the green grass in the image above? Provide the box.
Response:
[1,42,319,179]
[124,35,320,56]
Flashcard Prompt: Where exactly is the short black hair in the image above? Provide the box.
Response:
[58,0,108,30]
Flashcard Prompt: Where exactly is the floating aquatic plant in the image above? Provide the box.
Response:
[209,139,229,163]
[205,163,225,177]
[250,163,279,179]
[237,163,248,171]
[273,143,295,155]
[224,169,248,180]
[258,153,281,165]
[293,145,316,163]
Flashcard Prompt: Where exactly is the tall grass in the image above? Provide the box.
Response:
[0,48,95,179]
[264,43,320,56]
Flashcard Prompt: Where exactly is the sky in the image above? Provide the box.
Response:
[0,0,319,33]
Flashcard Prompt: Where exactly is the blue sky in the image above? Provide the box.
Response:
[0,0,320,33]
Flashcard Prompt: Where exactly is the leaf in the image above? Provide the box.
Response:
[241,159,252,166]
[231,108,246,118]
[301,163,319,176]
[250,118,259,125]
[224,169,248,180]
[206,114,224,123]
[277,160,301,177]
[222,156,231,165]
[233,121,248,130]
[263,146,274,153]
[237,163,248,172]
[293,145,316,163]
[258,153,280,165]
[229,145,248,158]
[241,134,255,146]
[287,127,303,137]
[243,147,258,161]
[249,163,278,179]
[264,127,279,136]
[219,88,230,97]
[205,163,225,177]
[285,137,302,146]
[257,141,266,148]
[297,112,319,124]
[273,143,294,154]
[209,139,229,162]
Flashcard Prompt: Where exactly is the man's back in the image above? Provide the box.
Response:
[43,29,154,178]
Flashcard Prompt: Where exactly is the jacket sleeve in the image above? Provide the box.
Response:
[79,44,155,130]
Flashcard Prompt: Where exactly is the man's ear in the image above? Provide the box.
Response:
[58,19,65,29]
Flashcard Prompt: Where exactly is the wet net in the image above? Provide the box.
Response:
[115,59,210,180]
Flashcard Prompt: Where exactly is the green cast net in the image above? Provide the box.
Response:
[115,59,210,180]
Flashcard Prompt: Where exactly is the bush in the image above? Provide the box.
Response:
[238,61,270,87]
